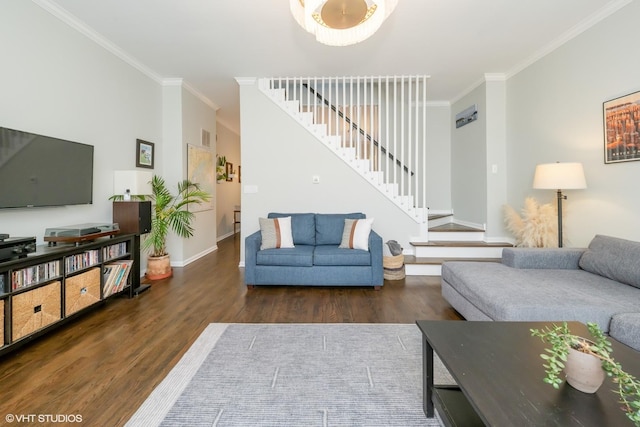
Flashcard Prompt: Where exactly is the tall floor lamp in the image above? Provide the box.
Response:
[532,162,587,248]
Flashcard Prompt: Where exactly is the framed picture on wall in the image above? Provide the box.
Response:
[603,90,640,164]
[226,162,233,181]
[136,139,155,169]
[187,144,214,212]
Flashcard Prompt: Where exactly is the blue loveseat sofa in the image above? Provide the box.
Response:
[245,212,383,289]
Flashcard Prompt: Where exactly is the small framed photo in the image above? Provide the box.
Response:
[603,90,640,164]
[136,139,155,169]
[226,162,233,182]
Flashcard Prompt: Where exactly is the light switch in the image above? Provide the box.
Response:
[491,164,498,174]
[312,175,320,184]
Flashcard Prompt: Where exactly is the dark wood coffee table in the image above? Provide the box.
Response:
[416,320,640,426]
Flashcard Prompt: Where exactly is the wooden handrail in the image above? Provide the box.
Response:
[302,83,414,176]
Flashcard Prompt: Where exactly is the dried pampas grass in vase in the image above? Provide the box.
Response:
[503,197,558,247]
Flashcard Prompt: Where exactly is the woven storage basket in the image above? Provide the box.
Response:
[383,254,404,269]
[65,267,101,316]
[383,254,405,280]
[12,281,61,341]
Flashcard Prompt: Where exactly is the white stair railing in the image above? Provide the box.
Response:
[259,76,430,223]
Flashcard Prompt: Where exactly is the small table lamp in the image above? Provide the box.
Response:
[533,162,587,247]
[113,170,153,199]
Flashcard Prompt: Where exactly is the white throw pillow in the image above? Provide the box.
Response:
[259,216,295,250]
[339,218,374,250]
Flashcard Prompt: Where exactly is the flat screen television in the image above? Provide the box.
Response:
[0,126,94,209]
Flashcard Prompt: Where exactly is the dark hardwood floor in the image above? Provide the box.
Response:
[0,235,461,426]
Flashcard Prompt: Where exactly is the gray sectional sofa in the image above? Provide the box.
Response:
[245,212,383,289]
[441,234,640,351]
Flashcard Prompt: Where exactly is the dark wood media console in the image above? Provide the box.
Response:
[0,234,137,356]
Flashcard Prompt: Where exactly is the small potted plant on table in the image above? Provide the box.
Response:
[531,322,640,425]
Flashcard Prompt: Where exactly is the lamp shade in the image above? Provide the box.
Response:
[532,162,587,190]
[113,170,153,195]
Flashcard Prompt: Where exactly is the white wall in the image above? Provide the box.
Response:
[0,2,218,272]
[239,80,421,263]
[180,86,218,264]
[0,1,161,243]
[451,85,487,228]
[425,104,452,211]
[216,122,241,240]
[484,79,507,239]
[506,0,640,247]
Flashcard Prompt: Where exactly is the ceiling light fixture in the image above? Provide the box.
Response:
[290,0,398,47]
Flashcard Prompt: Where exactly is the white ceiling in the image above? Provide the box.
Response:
[41,0,629,135]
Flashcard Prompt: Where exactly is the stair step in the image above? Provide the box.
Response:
[412,241,512,248]
[426,213,454,228]
[403,253,503,277]
[411,240,512,259]
[428,232,485,242]
[429,223,483,232]
[428,213,453,221]
[404,256,502,265]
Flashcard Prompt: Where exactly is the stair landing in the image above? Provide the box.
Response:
[405,221,512,276]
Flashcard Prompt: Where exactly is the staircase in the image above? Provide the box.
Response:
[258,76,511,277]
[405,214,512,276]
[258,76,430,224]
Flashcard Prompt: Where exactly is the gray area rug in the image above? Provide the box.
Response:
[127,323,452,426]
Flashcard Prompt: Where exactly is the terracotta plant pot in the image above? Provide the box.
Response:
[145,254,173,280]
[564,343,606,393]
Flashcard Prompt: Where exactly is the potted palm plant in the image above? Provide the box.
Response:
[143,175,211,280]
[531,322,640,425]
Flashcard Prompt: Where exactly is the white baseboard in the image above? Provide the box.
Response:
[217,231,236,242]
[171,245,218,267]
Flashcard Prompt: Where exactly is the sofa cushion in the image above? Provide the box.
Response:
[256,245,314,267]
[268,213,316,245]
[339,218,374,251]
[579,235,640,289]
[316,213,366,245]
[609,313,640,352]
[502,248,584,269]
[259,216,294,250]
[314,245,372,266]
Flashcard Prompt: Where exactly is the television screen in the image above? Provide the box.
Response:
[0,127,94,209]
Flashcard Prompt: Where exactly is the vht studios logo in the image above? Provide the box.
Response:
[5,414,83,423]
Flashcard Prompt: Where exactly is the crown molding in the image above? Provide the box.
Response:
[484,73,506,82]
[161,78,219,110]
[450,76,485,105]
[451,0,632,104]
[162,78,183,87]
[183,81,220,111]
[506,0,632,79]
[35,1,221,111]
[235,77,257,86]
[34,0,163,83]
